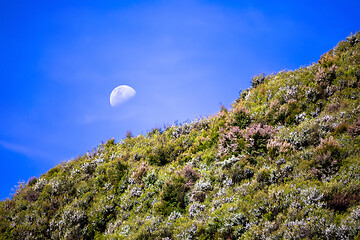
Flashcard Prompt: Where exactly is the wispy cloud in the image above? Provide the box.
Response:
[0,140,50,160]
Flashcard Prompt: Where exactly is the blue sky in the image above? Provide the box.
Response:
[0,0,359,200]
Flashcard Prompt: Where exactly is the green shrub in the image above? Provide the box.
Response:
[155,174,189,216]
[231,105,251,129]
[225,160,255,183]
[333,122,349,135]
[107,161,127,186]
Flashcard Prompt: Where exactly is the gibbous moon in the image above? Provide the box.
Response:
[110,85,136,107]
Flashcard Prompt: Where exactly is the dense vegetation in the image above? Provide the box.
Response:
[1,32,360,240]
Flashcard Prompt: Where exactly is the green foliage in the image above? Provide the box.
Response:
[232,105,251,129]
[156,166,199,216]
[155,175,188,216]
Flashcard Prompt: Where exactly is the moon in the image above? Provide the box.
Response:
[110,85,136,107]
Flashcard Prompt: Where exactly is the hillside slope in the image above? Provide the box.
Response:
[1,32,360,240]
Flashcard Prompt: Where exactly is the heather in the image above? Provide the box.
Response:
[1,32,360,239]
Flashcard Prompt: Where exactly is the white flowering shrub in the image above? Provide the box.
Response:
[130,186,142,197]
[172,122,193,139]
[80,161,97,174]
[194,179,212,191]
[168,211,182,222]
[34,178,48,191]
[188,202,206,218]
[175,224,197,240]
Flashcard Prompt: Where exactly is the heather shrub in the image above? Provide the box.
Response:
[348,118,360,137]
[242,123,275,156]
[315,66,338,99]
[325,101,343,114]
[218,105,251,157]
[318,50,340,68]
[310,137,342,180]
[182,165,200,184]
[267,137,293,159]
[218,125,244,157]
[23,188,39,202]
[324,181,360,211]
[130,162,148,185]
[333,122,349,135]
